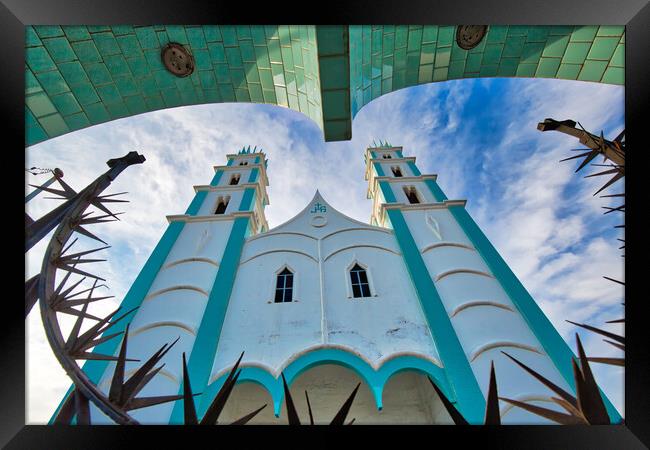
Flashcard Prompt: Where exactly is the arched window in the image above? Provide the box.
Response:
[239,161,248,166]
[350,264,371,298]
[214,196,230,214]
[403,186,420,204]
[229,174,241,185]
[382,153,392,159]
[274,268,294,303]
[391,166,403,177]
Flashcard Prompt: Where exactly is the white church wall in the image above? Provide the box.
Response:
[149,260,219,294]
[323,246,441,365]
[165,221,233,264]
[320,227,397,259]
[390,180,437,204]
[216,168,253,187]
[242,232,319,263]
[210,251,322,381]
[401,208,474,249]
[195,190,245,216]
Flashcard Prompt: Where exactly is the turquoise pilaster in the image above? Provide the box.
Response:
[447,204,622,423]
[386,208,486,423]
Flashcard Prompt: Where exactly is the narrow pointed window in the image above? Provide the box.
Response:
[229,174,241,185]
[239,161,248,166]
[274,268,294,303]
[215,196,229,214]
[391,166,403,177]
[403,186,420,204]
[350,264,371,298]
[382,154,392,159]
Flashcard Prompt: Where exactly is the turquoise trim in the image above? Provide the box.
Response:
[386,208,486,423]
[49,220,186,423]
[378,181,396,203]
[247,167,259,183]
[396,150,403,158]
[424,179,448,202]
[239,188,256,211]
[407,161,421,176]
[372,162,385,177]
[210,169,224,186]
[198,348,451,417]
[447,204,622,423]
[226,158,234,166]
[169,216,250,424]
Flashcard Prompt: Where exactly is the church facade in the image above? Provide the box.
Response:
[75,143,620,424]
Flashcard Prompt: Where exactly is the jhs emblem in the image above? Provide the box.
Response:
[310,202,327,213]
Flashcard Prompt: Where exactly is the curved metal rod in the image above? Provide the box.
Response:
[38,152,145,425]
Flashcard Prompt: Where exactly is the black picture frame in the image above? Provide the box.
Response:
[6,0,648,447]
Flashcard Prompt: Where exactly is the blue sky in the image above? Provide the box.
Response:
[25,76,624,423]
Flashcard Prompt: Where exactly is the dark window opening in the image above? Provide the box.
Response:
[239,161,248,166]
[275,268,294,303]
[404,187,420,204]
[382,154,392,159]
[229,174,241,185]
[215,197,229,214]
[391,166,403,177]
[350,264,371,298]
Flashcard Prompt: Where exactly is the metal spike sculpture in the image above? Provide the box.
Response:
[539,118,625,365]
[180,352,267,425]
[426,360,501,425]
[280,373,359,425]
[498,334,618,425]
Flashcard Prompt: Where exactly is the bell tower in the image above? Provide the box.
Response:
[364,141,621,424]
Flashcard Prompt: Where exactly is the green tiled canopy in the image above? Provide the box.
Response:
[25,25,624,146]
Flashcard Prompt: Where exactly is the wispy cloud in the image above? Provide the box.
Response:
[25,76,624,423]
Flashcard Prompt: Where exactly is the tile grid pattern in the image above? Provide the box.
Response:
[26,25,322,146]
[349,25,625,118]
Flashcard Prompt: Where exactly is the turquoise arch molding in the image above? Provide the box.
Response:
[26,25,623,145]
[196,347,452,418]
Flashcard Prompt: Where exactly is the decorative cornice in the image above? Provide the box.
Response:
[166,210,255,224]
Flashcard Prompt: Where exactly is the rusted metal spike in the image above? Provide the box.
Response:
[55,275,86,303]
[122,338,181,404]
[97,191,129,199]
[79,212,125,224]
[484,361,501,425]
[347,418,356,425]
[574,149,601,172]
[501,351,578,408]
[126,394,185,411]
[74,225,108,245]
[74,389,91,424]
[573,334,610,424]
[602,205,625,214]
[73,306,127,350]
[65,285,94,351]
[27,184,74,199]
[281,373,301,425]
[58,295,114,309]
[201,369,242,425]
[25,274,40,317]
[593,172,625,196]
[427,376,468,425]
[584,167,619,178]
[305,391,314,425]
[499,397,584,425]
[182,353,198,425]
[605,318,625,324]
[330,383,360,425]
[586,357,624,367]
[89,199,120,219]
[559,151,593,163]
[566,320,625,344]
[61,237,79,257]
[230,404,267,425]
[109,324,130,404]
[76,352,138,362]
[57,307,104,322]
[60,245,111,260]
[127,364,165,401]
[76,331,124,354]
[56,263,107,281]
[56,177,78,197]
[53,389,77,424]
[549,396,583,417]
[600,193,625,198]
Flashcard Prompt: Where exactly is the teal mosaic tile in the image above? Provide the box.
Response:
[241,42,256,63]
[422,25,438,44]
[34,70,70,96]
[587,37,619,61]
[125,56,148,77]
[542,35,569,58]
[51,92,82,116]
[34,26,64,38]
[407,28,423,52]
[123,95,148,115]
[280,46,294,70]
[601,66,624,84]
[63,111,90,130]
[186,27,207,49]
[521,42,546,64]
[479,64,498,77]
[571,26,598,42]
[42,37,76,63]
[112,26,134,36]
[432,66,448,81]
[143,49,164,71]
[92,32,121,56]
[114,76,139,97]
[71,40,102,63]
[83,63,112,85]
[437,26,454,46]
[610,44,624,68]
[137,76,159,97]
[25,68,43,95]
[516,63,537,77]
[536,57,561,78]
[556,63,581,80]
[106,102,129,118]
[62,26,90,42]
[420,43,435,65]
[486,26,508,44]
[434,47,451,68]
[562,42,591,65]
[218,84,236,102]
[578,60,608,82]
[447,60,465,79]
[69,83,100,105]
[482,44,503,65]
[198,70,216,88]
[26,27,42,47]
[596,26,624,37]
[526,27,549,43]
[96,83,123,105]
[134,27,159,50]
[161,89,182,107]
[152,70,176,89]
[26,92,57,117]
[144,95,165,110]
[165,25,189,45]
[87,26,111,33]
[26,46,57,73]
[193,49,212,71]
[203,26,222,43]
[497,58,519,76]
[502,36,525,58]
[214,64,232,84]
[208,42,227,63]
[39,113,69,136]
[116,34,144,58]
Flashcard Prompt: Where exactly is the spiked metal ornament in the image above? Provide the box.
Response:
[499,334,616,424]
[280,372,359,425]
